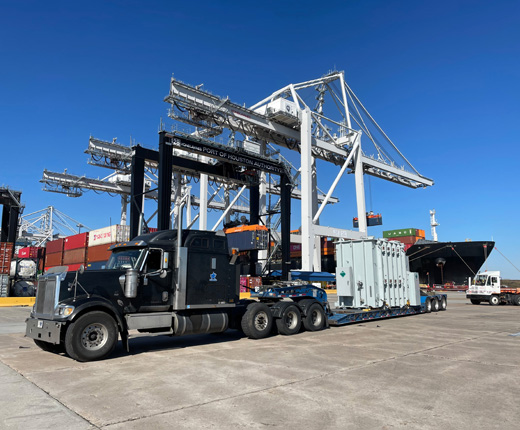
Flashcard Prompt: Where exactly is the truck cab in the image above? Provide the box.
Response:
[466,271,501,305]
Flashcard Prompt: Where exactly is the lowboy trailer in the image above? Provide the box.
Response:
[26,230,447,362]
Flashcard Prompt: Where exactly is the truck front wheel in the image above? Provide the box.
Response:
[64,311,118,362]
[241,303,273,339]
[489,296,499,306]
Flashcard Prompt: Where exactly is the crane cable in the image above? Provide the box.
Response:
[493,246,520,274]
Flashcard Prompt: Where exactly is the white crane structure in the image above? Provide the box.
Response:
[430,209,439,242]
[165,71,433,271]
[18,206,90,246]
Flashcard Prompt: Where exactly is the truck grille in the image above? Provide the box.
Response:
[35,276,59,317]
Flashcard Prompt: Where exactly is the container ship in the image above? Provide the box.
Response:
[384,228,494,286]
[384,211,494,287]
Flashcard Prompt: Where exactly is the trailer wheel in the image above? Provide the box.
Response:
[34,340,65,354]
[241,303,273,339]
[431,298,439,312]
[470,299,481,305]
[512,295,520,306]
[488,295,499,306]
[64,311,118,362]
[302,302,326,331]
[440,296,447,311]
[275,304,302,336]
[424,298,432,313]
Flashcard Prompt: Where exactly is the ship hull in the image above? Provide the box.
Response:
[406,240,494,286]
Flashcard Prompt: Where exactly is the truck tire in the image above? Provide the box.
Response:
[241,303,273,339]
[302,302,326,332]
[275,304,302,336]
[440,296,447,311]
[424,298,432,313]
[64,311,118,362]
[470,299,481,305]
[488,296,499,306]
[34,339,65,354]
[512,295,520,306]
[431,298,439,312]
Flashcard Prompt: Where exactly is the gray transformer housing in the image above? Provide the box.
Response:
[335,238,421,308]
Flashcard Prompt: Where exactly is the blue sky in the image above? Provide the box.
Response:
[1,0,519,278]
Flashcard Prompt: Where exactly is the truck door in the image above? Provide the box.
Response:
[135,248,171,312]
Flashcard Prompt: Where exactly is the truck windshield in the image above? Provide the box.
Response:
[475,275,487,286]
[106,248,144,270]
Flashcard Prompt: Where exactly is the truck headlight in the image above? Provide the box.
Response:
[56,305,75,317]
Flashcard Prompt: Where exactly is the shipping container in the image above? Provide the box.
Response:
[388,236,420,245]
[383,228,421,238]
[45,252,63,267]
[64,232,89,251]
[46,238,64,254]
[18,246,42,259]
[88,225,130,247]
[87,244,112,262]
[0,242,14,275]
[226,225,269,251]
[63,248,87,265]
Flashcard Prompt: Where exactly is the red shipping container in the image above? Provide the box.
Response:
[63,248,87,265]
[64,232,89,251]
[18,246,41,259]
[66,263,83,272]
[87,244,112,263]
[45,252,63,267]
[1,242,14,274]
[46,238,64,254]
[388,236,418,245]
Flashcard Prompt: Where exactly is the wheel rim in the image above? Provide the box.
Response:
[284,310,299,330]
[254,311,269,331]
[81,323,109,351]
[310,309,322,327]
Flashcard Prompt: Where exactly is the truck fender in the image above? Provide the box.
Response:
[68,296,127,338]
[270,301,296,319]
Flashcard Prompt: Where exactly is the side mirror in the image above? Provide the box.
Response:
[123,269,139,298]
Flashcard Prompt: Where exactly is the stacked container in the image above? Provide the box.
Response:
[239,275,262,293]
[87,225,130,270]
[383,228,425,249]
[0,242,13,297]
[45,238,64,270]
[62,232,89,271]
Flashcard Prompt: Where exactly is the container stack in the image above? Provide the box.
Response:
[44,238,65,271]
[86,225,130,270]
[62,232,89,271]
[239,275,262,293]
[0,242,13,297]
[383,228,425,251]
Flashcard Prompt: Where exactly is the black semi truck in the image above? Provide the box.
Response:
[25,229,329,361]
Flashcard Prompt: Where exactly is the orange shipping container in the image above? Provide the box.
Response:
[45,252,63,267]
[87,244,112,263]
[62,248,87,265]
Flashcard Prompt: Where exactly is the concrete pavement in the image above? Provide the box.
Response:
[0,292,519,429]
